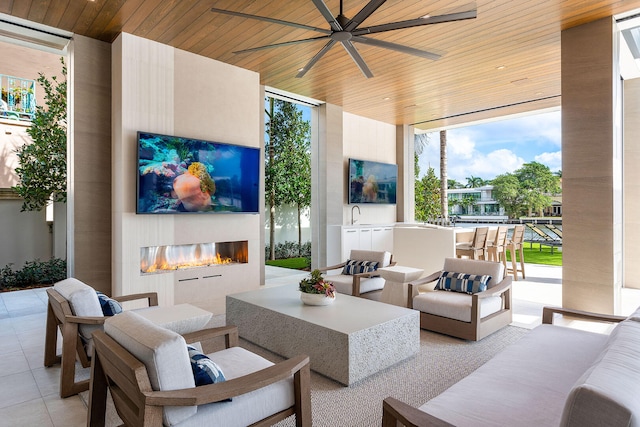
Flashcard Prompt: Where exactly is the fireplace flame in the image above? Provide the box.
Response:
[140,242,246,274]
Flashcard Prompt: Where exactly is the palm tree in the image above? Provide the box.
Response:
[439,130,448,223]
[465,176,484,188]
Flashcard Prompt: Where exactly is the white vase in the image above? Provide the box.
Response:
[300,292,336,306]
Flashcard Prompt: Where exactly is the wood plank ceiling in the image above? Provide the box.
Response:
[2,0,640,130]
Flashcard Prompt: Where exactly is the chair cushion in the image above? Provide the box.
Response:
[104,311,196,426]
[342,259,379,275]
[412,291,502,322]
[348,250,392,267]
[329,274,385,295]
[435,271,491,294]
[442,257,504,288]
[53,278,104,340]
[96,291,123,316]
[176,346,295,427]
[187,344,226,386]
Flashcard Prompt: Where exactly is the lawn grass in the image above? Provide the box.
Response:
[506,242,562,266]
[265,257,310,270]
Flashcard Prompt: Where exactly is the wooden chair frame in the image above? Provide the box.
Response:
[88,325,312,427]
[44,288,158,398]
[456,227,489,260]
[317,256,396,297]
[507,225,526,280]
[408,270,512,341]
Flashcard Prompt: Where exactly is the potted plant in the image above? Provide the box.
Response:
[298,269,336,305]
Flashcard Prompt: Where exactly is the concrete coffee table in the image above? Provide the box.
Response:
[226,284,419,386]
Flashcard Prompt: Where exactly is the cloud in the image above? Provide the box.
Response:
[417,110,561,182]
[534,151,562,172]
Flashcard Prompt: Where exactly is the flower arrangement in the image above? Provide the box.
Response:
[299,269,335,298]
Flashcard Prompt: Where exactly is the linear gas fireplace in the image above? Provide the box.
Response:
[140,241,248,274]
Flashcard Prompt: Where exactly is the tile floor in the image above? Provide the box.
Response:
[1,264,639,426]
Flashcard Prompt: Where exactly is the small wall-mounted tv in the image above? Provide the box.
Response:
[136,131,260,214]
[348,158,397,204]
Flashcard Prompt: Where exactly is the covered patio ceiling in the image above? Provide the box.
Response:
[2,0,640,130]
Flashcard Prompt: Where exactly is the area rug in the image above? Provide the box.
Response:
[80,322,528,426]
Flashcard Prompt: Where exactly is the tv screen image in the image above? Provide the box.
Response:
[348,158,397,204]
[136,132,260,214]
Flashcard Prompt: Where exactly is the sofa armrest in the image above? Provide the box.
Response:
[382,397,454,427]
[182,325,239,349]
[317,262,347,272]
[113,292,158,307]
[143,354,310,406]
[542,306,627,325]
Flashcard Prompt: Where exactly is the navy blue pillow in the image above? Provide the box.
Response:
[435,271,491,294]
[342,259,379,275]
[96,291,123,316]
[187,345,227,386]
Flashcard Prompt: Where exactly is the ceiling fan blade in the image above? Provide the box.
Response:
[340,40,374,78]
[310,0,343,31]
[352,9,476,36]
[234,36,330,54]
[352,36,442,60]
[296,40,338,78]
[211,7,330,35]
[343,0,387,32]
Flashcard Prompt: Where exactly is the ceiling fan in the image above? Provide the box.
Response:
[211,0,477,78]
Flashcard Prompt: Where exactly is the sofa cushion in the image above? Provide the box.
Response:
[412,291,502,322]
[96,291,123,316]
[441,257,504,288]
[560,319,640,427]
[420,324,609,427]
[105,311,196,426]
[435,271,491,294]
[342,259,379,275]
[187,344,226,386]
[53,278,104,341]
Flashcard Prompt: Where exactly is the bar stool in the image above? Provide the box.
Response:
[506,225,525,280]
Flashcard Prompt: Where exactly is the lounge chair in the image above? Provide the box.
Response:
[525,223,562,254]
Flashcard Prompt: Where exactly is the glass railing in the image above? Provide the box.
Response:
[1,74,36,120]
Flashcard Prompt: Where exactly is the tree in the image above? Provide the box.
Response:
[514,161,561,216]
[265,98,311,257]
[491,173,522,218]
[415,167,441,221]
[465,176,485,188]
[491,162,560,218]
[439,130,448,222]
[13,58,67,211]
[447,179,463,189]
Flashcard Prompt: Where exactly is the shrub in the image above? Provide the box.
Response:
[0,258,67,290]
[265,241,312,268]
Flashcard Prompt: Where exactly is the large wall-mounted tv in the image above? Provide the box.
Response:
[348,158,397,204]
[136,131,260,214]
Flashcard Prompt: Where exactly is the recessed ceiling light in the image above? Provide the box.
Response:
[420,14,431,19]
[297,67,304,72]
[383,97,391,101]
[496,65,506,70]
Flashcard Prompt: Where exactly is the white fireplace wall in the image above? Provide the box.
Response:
[111,33,263,314]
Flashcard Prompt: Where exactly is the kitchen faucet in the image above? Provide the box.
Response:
[351,205,361,225]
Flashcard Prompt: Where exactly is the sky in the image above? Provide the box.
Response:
[417,110,561,184]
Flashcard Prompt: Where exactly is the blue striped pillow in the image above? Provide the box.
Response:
[96,291,123,316]
[435,271,491,294]
[187,345,226,386]
[342,259,379,275]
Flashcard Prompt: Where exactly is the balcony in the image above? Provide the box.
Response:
[1,74,36,121]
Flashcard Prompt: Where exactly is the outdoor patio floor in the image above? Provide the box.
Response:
[0,264,638,426]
